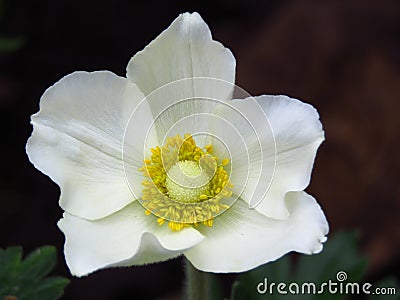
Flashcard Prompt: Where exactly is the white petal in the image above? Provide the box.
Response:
[254,95,324,219]
[211,98,276,215]
[26,71,155,220]
[127,12,235,99]
[126,12,236,144]
[126,13,236,140]
[185,191,328,273]
[58,201,205,277]
[224,95,324,219]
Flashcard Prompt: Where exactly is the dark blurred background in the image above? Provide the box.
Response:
[0,0,399,299]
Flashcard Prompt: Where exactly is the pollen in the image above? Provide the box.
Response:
[139,133,233,231]
[165,161,210,203]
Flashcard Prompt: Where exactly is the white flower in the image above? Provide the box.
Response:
[26,12,328,277]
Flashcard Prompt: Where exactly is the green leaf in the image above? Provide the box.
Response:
[31,277,70,300]
[0,247,23,288]
[0,246,69,300]
[18,246,57,283]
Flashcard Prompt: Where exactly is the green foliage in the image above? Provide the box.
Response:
[0,36,24,52]
[231,231,369,300]
[0,246,69,300]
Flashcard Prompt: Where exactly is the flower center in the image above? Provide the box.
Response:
[139,133,233,231]
[165,161,209,203]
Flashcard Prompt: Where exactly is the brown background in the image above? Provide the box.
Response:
[0,0,399,298]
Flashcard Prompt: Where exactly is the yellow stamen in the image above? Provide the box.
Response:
[221,158,230,166]
[139,134,232,231]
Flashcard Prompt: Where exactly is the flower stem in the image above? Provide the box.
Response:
[185,259,211,300]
